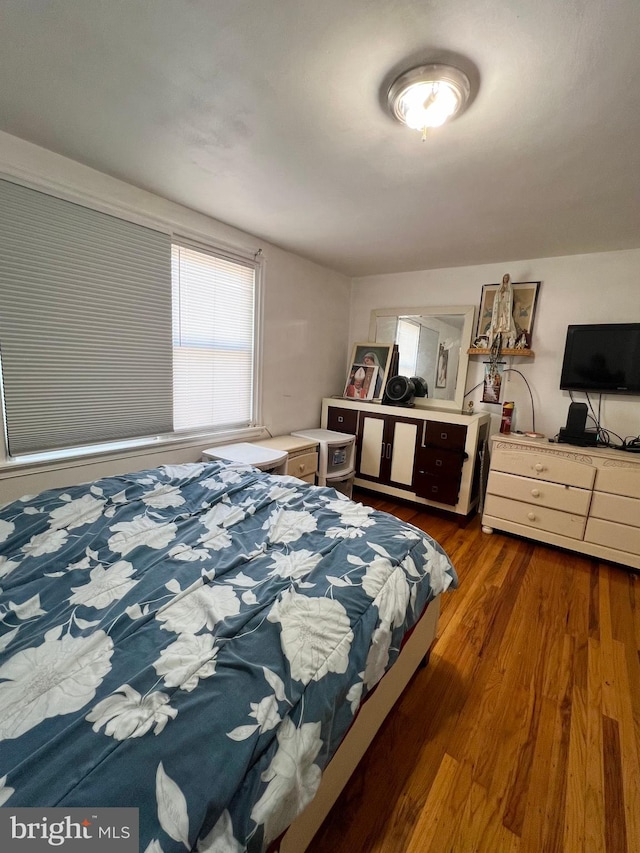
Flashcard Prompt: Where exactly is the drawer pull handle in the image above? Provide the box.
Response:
[436,459,443,467]
[534,463,544,472]
[531,488,540,498]
[298,463,305,472]
[337,416,344,422]
[440,432,448,440]
[527,512,537,521]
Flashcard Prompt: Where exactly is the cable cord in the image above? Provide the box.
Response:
[585,392,627,447]
[569,391,626,448]
[464,368,536,433]
[463,380,485,399]
[503,368,536,434]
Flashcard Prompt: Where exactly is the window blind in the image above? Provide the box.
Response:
[0,179,173,456]
[172,243,256,432]
[397,318,420,376]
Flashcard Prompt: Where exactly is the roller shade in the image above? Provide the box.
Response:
[0,179,173,456]
[172,243,256,432]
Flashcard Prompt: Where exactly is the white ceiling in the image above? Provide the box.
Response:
[1,0,639,277]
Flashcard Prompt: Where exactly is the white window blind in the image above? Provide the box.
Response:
[172,243,256,432]
[0,179,173,456]
[397,318,420,376]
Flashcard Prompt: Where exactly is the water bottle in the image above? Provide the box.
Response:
[500,402,514,434]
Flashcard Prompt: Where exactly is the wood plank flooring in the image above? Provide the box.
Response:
[307,490,640,853]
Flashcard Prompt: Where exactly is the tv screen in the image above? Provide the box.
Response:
[560,324,640,393]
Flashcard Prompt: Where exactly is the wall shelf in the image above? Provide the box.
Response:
[467,348,535,358]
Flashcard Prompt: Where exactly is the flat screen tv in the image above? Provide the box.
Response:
[560,323,640,394]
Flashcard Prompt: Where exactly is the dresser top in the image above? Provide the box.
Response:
[491,433,640,466]
[323,397,489,425]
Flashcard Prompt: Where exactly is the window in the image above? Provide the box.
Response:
[397,318,420,377]
[0,178,259,459]
[171,243,257,433]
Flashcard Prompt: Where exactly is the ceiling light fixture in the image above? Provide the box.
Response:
[387,64,471,140]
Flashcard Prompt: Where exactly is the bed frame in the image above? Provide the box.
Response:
[279,595,441,851]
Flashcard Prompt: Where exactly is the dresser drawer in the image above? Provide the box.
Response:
[487,470,592,515]
[490,445,596,489]
[326,406,358,435]
[287,451,318,480]
[590,491,640,529]
[484,494,587,540]
[594,461,640,499]
[414,446,465,478]
[585,518,640,557]
[413,472,461,506]
[424,422,467,451]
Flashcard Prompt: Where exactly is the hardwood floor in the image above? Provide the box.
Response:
[307,490,640,853]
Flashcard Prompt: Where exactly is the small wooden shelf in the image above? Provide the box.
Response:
[467,348,535,357]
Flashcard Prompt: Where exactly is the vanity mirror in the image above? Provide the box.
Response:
[369,305,475,412]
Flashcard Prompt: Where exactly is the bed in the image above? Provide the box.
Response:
[0,460,457,852]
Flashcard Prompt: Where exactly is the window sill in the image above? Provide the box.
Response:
[0,426,269,480]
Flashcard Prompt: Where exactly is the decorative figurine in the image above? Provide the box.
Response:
[489,273,517,347]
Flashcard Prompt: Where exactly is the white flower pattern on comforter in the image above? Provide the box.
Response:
[0,461,457,851]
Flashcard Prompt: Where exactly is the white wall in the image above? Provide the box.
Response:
[350,251,640,441]
[0,132,350,502]
[260,243,349,433]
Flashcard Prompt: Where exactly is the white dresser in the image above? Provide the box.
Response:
[482,434,640,570]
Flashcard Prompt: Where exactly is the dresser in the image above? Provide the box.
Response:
[482,434,640,570]
[321,398,490,515]
[253,435,319,484]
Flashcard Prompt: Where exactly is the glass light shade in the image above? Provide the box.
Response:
[388,64,471,133]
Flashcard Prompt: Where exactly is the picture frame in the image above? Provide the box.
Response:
[436,343,448,388]
[475,281,541,348]
[345,342,393,400]
[482,361,505,404]
[343,363,379,400]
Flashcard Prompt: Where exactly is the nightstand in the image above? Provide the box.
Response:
[253,435,319,483]
[201,443,288,475]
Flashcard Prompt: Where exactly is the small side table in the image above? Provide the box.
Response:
[253,435,319,483]
[202,442,288,475]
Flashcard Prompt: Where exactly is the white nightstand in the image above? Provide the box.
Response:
[202,442,288,475]
[253,435,319,483]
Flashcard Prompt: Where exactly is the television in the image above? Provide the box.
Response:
[560,323,640,394]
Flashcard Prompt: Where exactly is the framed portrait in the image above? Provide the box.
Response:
[476,281,541,347]
[436,343,448,388]
[482,361,505,404]
[343,363,379,400]
[346,342,393,400]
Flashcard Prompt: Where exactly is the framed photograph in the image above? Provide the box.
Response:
[343,363,379,399]
[476,281,541,347]
[436,343,448,388]
[482,361,505,404]
[346,343,393,400]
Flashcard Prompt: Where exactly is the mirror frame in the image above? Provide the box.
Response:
[369,304,476,412]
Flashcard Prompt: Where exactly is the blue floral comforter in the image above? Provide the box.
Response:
[0,461,457,851]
